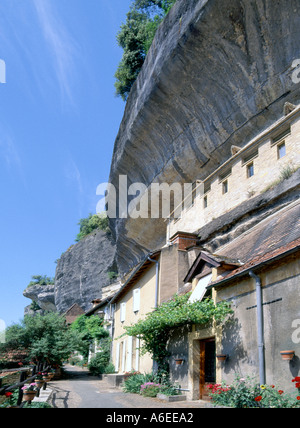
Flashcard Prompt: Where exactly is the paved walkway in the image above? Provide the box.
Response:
[49,365,214,409]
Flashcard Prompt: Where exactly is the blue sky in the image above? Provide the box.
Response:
[0,0,132,327]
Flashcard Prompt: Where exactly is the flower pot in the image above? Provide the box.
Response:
[216,354,228,362]
[43,376,52,382]
[35,379,45,388]
[23,391,37,402]
[174,359,184,366]
[280,350,295,361]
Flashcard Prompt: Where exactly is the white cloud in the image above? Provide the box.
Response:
[32,0,80,107]
[64,157,83,195]
[0,128,26,186]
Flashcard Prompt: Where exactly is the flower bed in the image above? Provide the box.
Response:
[207,375,300,408]
[122,371,180,398]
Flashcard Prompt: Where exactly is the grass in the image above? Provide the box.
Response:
[261,163,299,193]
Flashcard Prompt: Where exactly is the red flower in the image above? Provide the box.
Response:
[297,397,300,401]
[292,377,300,382]
[278,390,284,395]
[271,385,275,388]
[5,392,12,397]
[296,382,300,389]
[255,396,262,402]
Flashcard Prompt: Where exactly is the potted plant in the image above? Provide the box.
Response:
[34,372,45,388]
[42,371,52,382]
[174,358,184,366]
[22,383,38,402]
[280,350,295,361]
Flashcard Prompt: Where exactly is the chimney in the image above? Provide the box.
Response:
[170,232,198,250]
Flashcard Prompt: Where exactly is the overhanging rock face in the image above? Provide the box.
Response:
[108,0,300,275]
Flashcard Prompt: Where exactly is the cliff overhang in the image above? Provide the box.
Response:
[108,0,300,274]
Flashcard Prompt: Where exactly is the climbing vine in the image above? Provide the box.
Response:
[123,293,233,373]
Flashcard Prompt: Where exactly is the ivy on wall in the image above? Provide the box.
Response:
[123,293,233,373]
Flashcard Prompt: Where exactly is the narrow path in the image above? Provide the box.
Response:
[50,365,212,409]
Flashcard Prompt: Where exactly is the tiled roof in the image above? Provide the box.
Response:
[207,201,300,287]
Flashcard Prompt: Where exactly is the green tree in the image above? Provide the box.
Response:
[71,315,109,361]
[75,212,110,242]
[1,313,77,366]
[115,0,177,100]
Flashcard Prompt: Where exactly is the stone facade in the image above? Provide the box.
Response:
[168,105,300,238]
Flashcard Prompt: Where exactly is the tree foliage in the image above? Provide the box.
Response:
[115,0,177,100]
[71,315,109,360]
[75,212,110,242]
[1,313,77,366]
[123,294,233,373]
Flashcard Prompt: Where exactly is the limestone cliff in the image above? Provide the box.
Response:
[54,230,117,314]
[23,229,117,316]
[23,284,56,314]
[108,0,300,274]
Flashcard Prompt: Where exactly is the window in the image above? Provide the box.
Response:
[203,195,208,209]
[120,302,126,322]
[277,142,286,159]
[222,180,228,194]
[247,162,254,178]
[133,288,140,312]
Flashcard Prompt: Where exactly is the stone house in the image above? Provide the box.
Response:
[155,103,300,400]
[109,237,200,377]
[84,281,122,362]
[165,199,300,400]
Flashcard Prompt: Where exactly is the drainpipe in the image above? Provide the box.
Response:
[249,270,266,385]
[148,255,160,373]
[148,256,159,309]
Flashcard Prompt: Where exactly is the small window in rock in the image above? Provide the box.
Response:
[222,180,228,194]
[247,162,254,178]
[277,142,286,159]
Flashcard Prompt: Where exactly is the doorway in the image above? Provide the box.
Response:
[199,338,216,400]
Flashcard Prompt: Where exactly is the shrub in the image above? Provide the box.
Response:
[122,371,180,396]
[123,372,159,394]
[88,350,110,376]
[75,213,110,242]
[141,382,161,397]
[104,363,116,374]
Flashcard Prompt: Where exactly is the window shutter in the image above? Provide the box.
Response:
[188,273,213,303]
[126,336,133,372]
[135,337,140,372]
[115,342,120,373]
[121,340,126,372]
[133,288,140,312]
[120,302,126,322]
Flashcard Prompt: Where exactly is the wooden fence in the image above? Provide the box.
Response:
[0,363,51,407]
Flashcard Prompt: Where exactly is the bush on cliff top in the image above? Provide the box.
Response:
[115,0,177,101]
[75,213,110,242]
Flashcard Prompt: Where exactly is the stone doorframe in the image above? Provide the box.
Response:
[187,323,223,400]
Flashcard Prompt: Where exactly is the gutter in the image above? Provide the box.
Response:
[147,256,159,309]
[249,271,266,386]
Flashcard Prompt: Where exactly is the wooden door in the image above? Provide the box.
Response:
[199,338,216,400]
